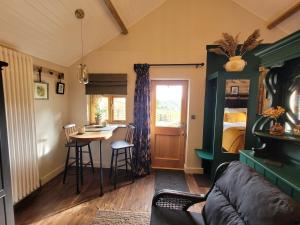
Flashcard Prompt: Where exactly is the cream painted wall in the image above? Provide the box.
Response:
[32,57,70,185]
[68,0,286,173]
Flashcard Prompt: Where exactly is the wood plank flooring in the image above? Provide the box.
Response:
[15,168,210,225]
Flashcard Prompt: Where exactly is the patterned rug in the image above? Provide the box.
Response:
[91,210,150,225]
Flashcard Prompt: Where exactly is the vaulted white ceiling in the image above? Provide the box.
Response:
[232,0,300,34]
[0,0,166,66]
[0,0,299,67]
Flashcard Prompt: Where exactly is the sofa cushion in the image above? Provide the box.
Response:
[203,161,300,225]
[151,206,205,225]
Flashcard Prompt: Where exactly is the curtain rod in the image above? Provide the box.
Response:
[149,63,205,68]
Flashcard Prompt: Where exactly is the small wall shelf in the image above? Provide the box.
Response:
[254,131,300,143]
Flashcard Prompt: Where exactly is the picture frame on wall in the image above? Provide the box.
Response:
[56,82,65,95]
[34,82,49,100]
[230,86,239,95]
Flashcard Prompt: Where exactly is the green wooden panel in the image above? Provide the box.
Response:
[247,160,255,168]
[239,154,247,163]
[254,163,265,176]
[265,170,277,185]
[293,189,300,202]
[277,179,293,196]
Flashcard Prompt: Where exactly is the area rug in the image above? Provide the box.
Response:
[155,169,189,193]
[91,210,150,225]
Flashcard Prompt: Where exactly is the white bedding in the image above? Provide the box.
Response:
[224,107,247,113]
[223,122,246,131]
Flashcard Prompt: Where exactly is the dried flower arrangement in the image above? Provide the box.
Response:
[263,106,285,135]
[209,29,263,58]
[263,106,285,121]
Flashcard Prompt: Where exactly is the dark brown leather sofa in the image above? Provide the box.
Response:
[151,161,300,225]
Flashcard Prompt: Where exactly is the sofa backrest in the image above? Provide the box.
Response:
[203,161,300,225]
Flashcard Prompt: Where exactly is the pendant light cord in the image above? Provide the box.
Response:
[81,19,84,64]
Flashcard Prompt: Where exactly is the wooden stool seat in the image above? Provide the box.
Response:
[109,124,135,189]
[111,140,134,149]
[62,124,94,185]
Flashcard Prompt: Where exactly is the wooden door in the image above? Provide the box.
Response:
[151,80,188,169]
[0,61,15,225]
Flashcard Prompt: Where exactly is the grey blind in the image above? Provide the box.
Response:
[86,73,127,95]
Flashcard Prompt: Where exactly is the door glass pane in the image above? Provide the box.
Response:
[97,97,109,121]
[113,97,126,121]
[156,85,182,127]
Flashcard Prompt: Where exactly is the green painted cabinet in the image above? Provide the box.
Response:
[196,45,263,177]
[239,30,300,203]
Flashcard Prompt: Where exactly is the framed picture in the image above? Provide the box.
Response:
[34,82,48,100]
[230,86,239,95]
[56,82,65,95]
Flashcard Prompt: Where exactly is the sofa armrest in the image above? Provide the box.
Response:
[152,189,206,211]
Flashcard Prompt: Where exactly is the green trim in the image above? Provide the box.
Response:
[195,149,213,161]
[255,30,300,67]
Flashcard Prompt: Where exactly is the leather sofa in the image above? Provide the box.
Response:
[151,161,300,225]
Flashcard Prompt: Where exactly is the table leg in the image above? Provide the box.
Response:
[75,140,80,194]
[99,140,103,196]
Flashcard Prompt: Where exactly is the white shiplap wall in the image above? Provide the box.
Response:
[0,46,40,203]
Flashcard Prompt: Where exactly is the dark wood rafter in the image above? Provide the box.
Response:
[103,0,128,35]
[267,2,300,29]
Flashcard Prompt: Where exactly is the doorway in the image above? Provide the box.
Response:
[150,80,188,169]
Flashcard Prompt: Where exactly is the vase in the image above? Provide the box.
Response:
[95,117,100,125]
[270,122,284,136]
[224,56,247,72]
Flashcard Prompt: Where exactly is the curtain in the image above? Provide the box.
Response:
[0,46,39,203]
[133,64,151,176]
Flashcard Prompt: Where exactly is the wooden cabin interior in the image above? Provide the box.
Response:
[0,1,300,225]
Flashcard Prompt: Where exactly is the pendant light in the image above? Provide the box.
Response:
[75,9,88,84]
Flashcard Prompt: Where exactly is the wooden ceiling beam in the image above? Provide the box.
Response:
[267,2,300,30]
[103,0,128,35]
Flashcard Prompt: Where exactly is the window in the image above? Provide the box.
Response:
[89,95,126,124]
[155,85,182,127]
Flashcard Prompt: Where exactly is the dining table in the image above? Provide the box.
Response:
[69,124,123,196]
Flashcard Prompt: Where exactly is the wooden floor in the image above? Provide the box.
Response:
[15,168,209,225]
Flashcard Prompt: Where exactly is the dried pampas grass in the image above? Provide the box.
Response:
[209,29,263,58]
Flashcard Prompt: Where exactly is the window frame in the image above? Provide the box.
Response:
[110,96,126,123]
[89,95,126,124]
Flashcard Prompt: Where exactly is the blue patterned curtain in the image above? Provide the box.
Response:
[133,64,151,176]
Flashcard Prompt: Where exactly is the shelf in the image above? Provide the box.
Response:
[254,131,300,143]
[195,149,213,161]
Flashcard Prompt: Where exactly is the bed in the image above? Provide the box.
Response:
[222,108,247,153]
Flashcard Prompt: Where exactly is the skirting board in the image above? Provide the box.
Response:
[40,164,65,186]
[184,165,204,174]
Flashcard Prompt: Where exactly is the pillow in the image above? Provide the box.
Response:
[224,112,247,123]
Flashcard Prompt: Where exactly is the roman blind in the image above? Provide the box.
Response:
[86,73,127,95]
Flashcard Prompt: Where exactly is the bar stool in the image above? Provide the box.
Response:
[109,124,135,189]
[62,124,94,184]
